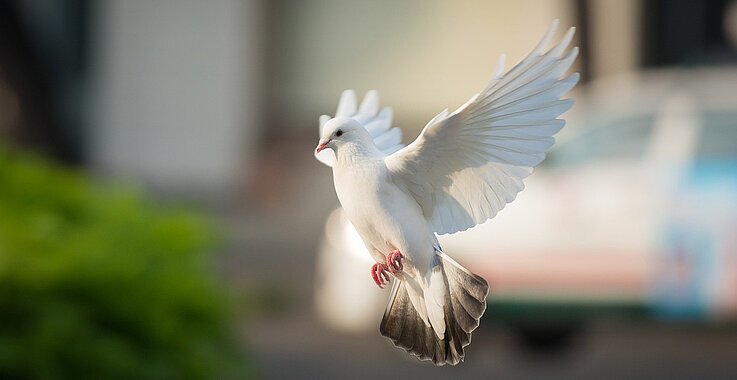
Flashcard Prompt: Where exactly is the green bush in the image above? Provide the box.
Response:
[0,145,251,379]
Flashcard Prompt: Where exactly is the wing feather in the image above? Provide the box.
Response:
[335,90,357,117]
[386,21,578,234]
[364,107,393,137]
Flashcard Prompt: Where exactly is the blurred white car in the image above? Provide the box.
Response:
[315,68,737,343]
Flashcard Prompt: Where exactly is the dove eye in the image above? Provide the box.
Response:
[335,129,344,137]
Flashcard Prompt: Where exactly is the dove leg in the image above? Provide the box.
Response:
[386,250,404,274]
[371,263,390,288]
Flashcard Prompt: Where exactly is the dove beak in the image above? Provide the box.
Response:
[315,139,332,153]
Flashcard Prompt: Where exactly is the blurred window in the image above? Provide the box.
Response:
[546,114,655,168]
[697,111,737,159]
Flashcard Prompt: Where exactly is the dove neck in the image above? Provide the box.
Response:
[334,141,384,166]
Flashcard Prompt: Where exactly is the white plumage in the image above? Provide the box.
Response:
[315,21,578,365]
[315,90,405,167]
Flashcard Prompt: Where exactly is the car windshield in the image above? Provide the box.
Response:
[696,111,737,160]
[545,114,655,168]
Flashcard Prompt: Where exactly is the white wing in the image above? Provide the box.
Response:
[315,90,405,167]
[385,21,579,235]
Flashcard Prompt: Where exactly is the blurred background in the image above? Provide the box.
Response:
[1,0,736,378]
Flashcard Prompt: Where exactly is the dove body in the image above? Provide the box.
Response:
[327,119,435,275]
[314,21,579,365]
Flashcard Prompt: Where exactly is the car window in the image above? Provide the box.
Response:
[696,111,737,160]
[545,114,655,168]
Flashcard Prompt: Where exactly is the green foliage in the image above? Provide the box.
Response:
[0,145,251,379]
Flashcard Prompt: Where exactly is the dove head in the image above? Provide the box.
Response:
[315,117,373,156]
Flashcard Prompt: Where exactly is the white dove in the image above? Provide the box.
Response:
[314,21,579,365]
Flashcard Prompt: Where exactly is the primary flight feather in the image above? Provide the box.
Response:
[315,21,579,365]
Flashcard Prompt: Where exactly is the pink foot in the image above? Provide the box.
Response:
[371,263,390,288]
[386,250,404,274]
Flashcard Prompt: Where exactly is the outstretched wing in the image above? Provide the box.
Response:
[386,21,579,235]
[315,90,405,167]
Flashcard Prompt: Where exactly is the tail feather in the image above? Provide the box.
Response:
[380,251,489,366]
[443,252,488,332]
[380,280,447,364]
[380,281,434,361]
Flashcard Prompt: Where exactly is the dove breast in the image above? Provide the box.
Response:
[333,158,435,274]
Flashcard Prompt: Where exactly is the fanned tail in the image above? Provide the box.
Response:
[379,251,489,365]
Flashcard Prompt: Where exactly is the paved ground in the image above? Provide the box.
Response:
[247,312,737,380]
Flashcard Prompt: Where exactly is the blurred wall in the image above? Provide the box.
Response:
[88,0,264,200]
[267,0,577,138]
[588,0,641,78]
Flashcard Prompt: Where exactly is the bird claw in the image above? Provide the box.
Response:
[370,251,404,288]
[387,250,404,274]
[371,263,390,288]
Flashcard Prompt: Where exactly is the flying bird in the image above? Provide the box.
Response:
[314,21,579,365]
